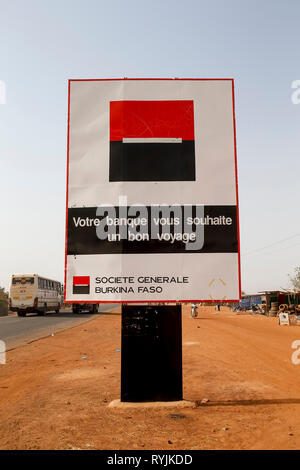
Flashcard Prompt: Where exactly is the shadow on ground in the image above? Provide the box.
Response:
[195,398,300,407]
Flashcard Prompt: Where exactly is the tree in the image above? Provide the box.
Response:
[289,267,300,292]
[0,286,8,315]
[0,287,8,300]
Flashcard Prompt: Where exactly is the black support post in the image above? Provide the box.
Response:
[121,304,182,402]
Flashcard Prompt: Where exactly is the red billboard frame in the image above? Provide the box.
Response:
[64,78,241,304]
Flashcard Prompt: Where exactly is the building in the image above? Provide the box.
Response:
[259,290,300,308]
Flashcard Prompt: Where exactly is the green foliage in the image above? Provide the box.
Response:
[0,287,8,300]
[0,286,8,315]
[0,299,8,315]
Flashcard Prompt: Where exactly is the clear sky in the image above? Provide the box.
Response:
[1,0,299,293]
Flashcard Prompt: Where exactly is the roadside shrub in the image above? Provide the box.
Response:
[0,299,8,316]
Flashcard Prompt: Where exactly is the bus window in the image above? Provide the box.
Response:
[12,277,34,285]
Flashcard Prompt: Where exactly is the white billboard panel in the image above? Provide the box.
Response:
[65,78,241,303]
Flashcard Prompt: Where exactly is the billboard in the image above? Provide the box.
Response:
[65,78,241,303]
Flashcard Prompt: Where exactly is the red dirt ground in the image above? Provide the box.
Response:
[0,306,300,450]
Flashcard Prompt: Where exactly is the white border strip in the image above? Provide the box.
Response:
[122,137,182,144]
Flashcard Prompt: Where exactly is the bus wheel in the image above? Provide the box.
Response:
[17,311,26,317]
[37,310,44,316]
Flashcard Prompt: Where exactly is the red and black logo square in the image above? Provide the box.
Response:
[73,276,90,295]
[109,100,195,182]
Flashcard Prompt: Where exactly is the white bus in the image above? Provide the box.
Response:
[9,274,62,317]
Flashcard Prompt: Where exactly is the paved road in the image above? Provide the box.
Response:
[0,304,120,350]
